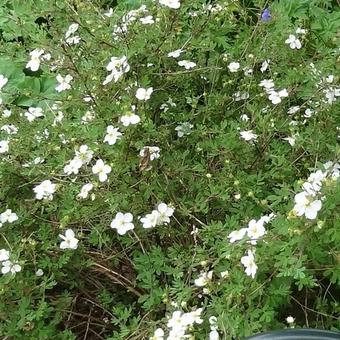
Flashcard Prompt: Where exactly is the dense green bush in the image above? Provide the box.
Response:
[0,0,339,338]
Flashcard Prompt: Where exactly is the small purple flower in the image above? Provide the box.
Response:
[261,8,271,22]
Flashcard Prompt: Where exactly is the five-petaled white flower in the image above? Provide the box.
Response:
[24,107,44,122]
[75,145,93,165]
[64,157,83,175]
[240,130,258,142]
[0,209,18,224]
[120,112,141,126]
[26,49,45,71]
[247,219,266,244]
[92,159,111,182]
[0,75,8,90]
[178,60,196,69]
[285,35,302,49]
[293,191,322,219]
[159,0,181,9]
[228,62,240,72]
[104,125,123,145]
[33,180,56,200]
[241,250,257,278]
[56,74,73,92]
[156,203,174,225]
[110,212,134,235]
[141,210,160,229]
[1,260,21,275]
[59,229,79,249]
[136,87,153,101]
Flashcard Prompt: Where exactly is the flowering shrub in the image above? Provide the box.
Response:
[0,0,339,338]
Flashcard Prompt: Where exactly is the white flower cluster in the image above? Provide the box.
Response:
[103,56,130,85]
[0,249,21,275]
[64,145,93,175]
[259,79,288,105]
[228,213,275,278]
[150,308,203,339]
[33,180,56,200]
[292,161,339,220]
[112,5,147,40]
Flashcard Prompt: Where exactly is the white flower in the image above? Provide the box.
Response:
[283,136,296,146]
[228,228,248,243]
[2,109,11,117]
[228,62,240,72]
[141,210,160,229]
[260,60,269,73]
[293,191,322,219]
[35,269,44,276]
[295,27,307,35]
[0,75,8,90]
[140,15,155,24]
[287,106,300,115]
[233,91,250,101]
[220,270,229,278]
[150,328,164,340]
[26,48,45,71]
[75,145,93,164]
[92,159,111,182]
[167,49,183,58]
[194,271,213,287]
[65,23,79,39]
[259,79,275,90]
[104,8,113,17]
[209,330,220,340]
[0,209,18,223]
[0,249,10,261]
[241,250,257,278]
[1,124,18,135]
[64,157,83,175]
[178,60,196,69]
[304,108,313,118]
[81,110,95,123]
[0,140,9,153]
[247,219,266,244]
[33,180,56,200]
[156,203,174,225]
[268,89,288,104]
[24,107,44,122]
[103,56,130,85]
[77,183,94,199]
[240,130,258,142]
[110,212,134,235]
[324,87,340,104]
[56,74,73,92]
[175,122,193,137]
[285,34,302,49]
[136,87,153,101]
[66,36,81,45]
[1,260,21,275]
[159,0,181,9]
[120,112,141,126]
[286,316,295,324]
[139,146,160,161]
[104,125,122,145]
[59,229,79,249]
[240,114,249,122]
